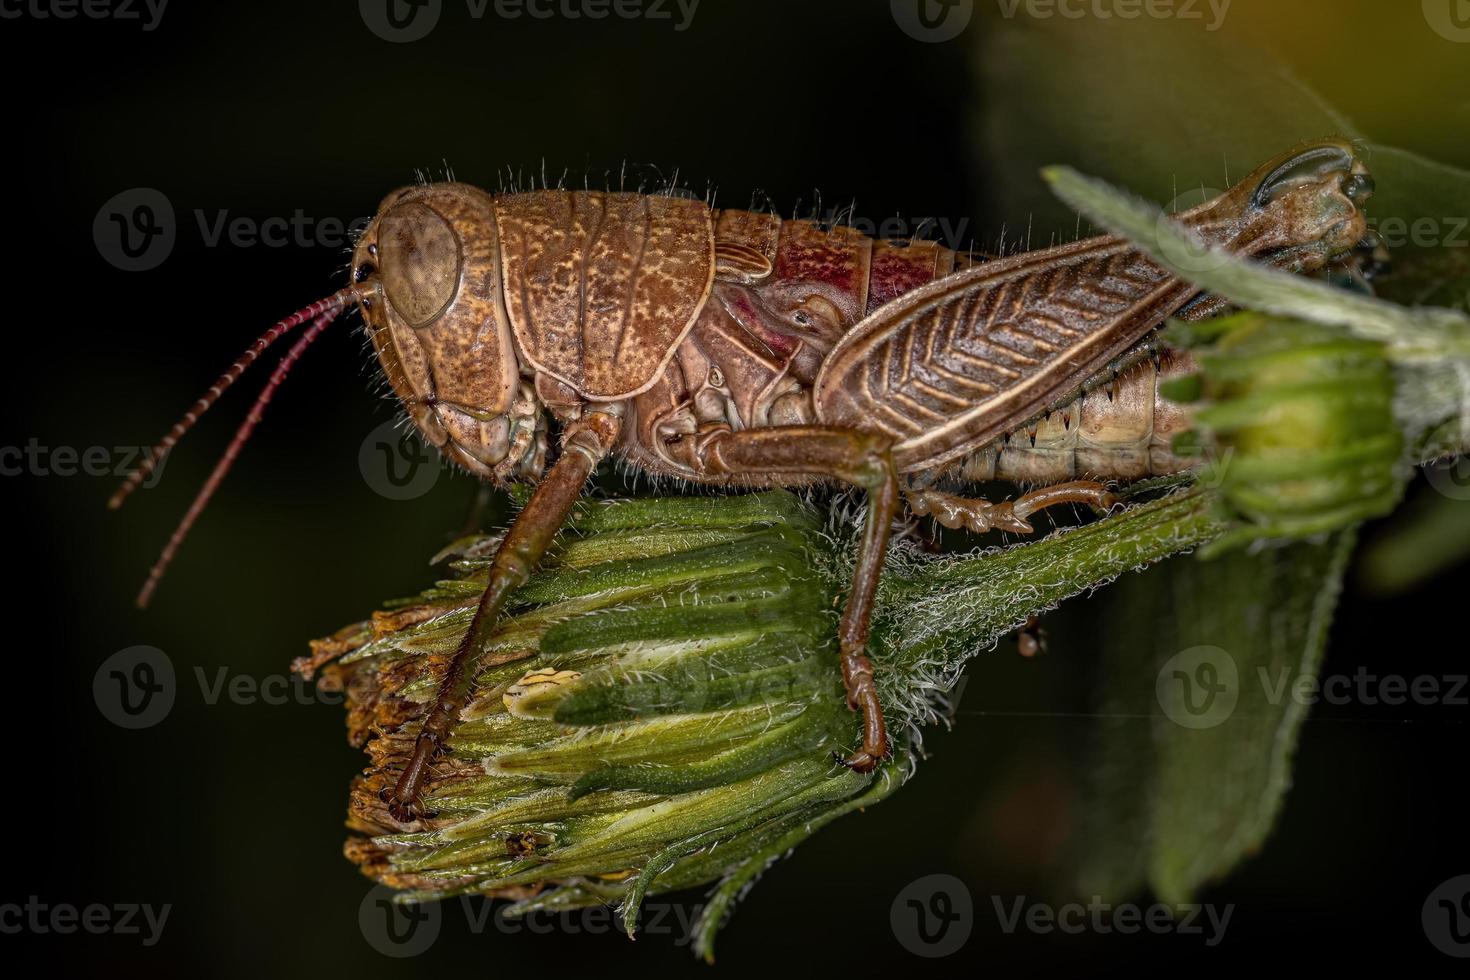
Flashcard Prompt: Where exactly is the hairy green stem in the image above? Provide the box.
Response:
[877,488,1223,711]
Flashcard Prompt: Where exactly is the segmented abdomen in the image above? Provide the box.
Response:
[947,350,1197,486]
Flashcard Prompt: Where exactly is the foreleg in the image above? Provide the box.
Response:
[384,410,622,822]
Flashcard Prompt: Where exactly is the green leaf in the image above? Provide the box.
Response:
[973,15,1353,239]
[1358,481,1470,595]
[1363,145,1470,264]
[1042,165,1470,360]
[971,14,1470,264]
[1072,530,1356,904]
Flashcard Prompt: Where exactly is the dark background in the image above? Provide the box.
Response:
[3,0,1468,975]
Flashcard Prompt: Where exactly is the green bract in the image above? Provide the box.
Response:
[311,488,1226,959]
[322,494,902,961]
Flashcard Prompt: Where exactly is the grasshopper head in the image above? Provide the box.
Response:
[1183,138,1374,273]
[353,183,543,481]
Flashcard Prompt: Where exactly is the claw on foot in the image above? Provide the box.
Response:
[839,649,889,774]
[379,784,438,824]
[835,749,885,773]
[383,730,445,824]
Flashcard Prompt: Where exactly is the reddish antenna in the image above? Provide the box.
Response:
[122,289,356,608]
[110,289,357,511]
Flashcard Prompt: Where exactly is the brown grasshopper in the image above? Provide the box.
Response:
[114,138,1373,821]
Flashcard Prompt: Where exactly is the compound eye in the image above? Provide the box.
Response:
[378,202,463,327]
[1251,144,1356,208]
[788,293,844,340]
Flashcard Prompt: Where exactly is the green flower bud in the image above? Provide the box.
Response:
[1166,312,1405,554]
[303,489,1226,958]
